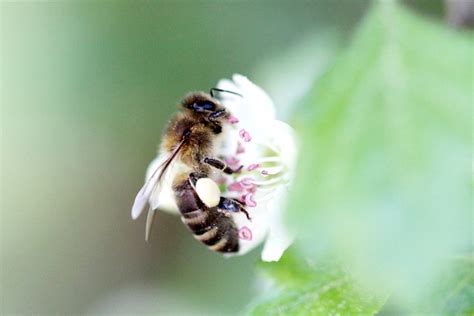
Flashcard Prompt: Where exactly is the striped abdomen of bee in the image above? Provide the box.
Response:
[174,176,239,253]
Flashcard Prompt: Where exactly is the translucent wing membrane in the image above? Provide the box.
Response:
[131,137,188,239]
[131,157,166,220]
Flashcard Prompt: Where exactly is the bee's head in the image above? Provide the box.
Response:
[181,92,230,133]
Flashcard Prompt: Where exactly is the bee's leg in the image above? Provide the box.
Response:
[218,197,251,220]
[188,172,223,208]
[188,172,207,186]
[203,157,243,174]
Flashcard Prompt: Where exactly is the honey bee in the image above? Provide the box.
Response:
[132,88,250,253]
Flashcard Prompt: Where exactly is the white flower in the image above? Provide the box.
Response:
[215,74,297,261]
[134,74,297,262]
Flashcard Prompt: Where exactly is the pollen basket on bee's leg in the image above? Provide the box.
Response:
[195,178,221,208]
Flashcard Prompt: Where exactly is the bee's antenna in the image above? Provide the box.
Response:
[210,88,243,98]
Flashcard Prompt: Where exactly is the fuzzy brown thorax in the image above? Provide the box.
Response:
[161,92,230,172]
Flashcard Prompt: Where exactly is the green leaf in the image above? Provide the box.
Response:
[248,2,472,314]
[259,254,339,292]
[289,0,472,302]
[419,256,474,315]
[249,251,386,316]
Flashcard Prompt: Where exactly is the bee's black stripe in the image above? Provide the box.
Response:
[182,210,208,225]
[181,209,215,236]
[194,226,222,246]
[175,177,239,253]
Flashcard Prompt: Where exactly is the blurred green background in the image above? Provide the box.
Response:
[0,1,457,315]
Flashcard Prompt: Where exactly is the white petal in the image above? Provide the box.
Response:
[226,188,293,260]
[258,122,297,261]
[261,185,294,262]
[215,78,237,94]
[216,75,276,170]
[261,231,293,262]
[232,74,276,123]
[225,201,272,257]
[267,120,298,170]
[217,74,276,143]
[260,207,293,261]
[217,124,241,158]
[207,75,297,261]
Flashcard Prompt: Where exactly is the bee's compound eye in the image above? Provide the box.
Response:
[193,101,215,112]
[195,178,220,208]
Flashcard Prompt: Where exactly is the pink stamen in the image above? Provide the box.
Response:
[261,170,269,176]
[228,115,239,124]
[228,182,244,192]
[247,163,260,171]
[238,226,253,240]
[246,184,257,193]
[240,177,254,187]
[243,193,257,207]
[225,156,240,169]
[236,142,245,154]
[239,129,252,142]
[215,176,227,185]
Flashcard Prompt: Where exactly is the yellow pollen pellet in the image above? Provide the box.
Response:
[195,178,221,208]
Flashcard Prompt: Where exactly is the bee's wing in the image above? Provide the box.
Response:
[131,154,168,221]
[131,137,188,240]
